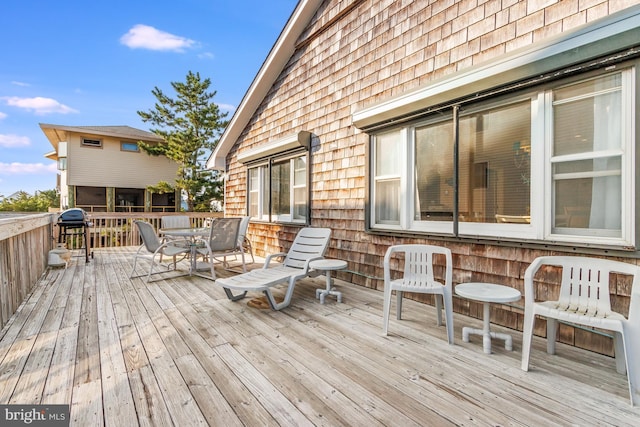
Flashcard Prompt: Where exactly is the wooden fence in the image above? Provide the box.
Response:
[53,212,222,250]
[0,213,55,329]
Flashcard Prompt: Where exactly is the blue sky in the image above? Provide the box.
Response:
[0,0,298,197]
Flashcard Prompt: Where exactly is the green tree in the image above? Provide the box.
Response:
[137,71,228,212]
[0,190,59,212]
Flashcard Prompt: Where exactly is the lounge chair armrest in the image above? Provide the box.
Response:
[264,252,287,268]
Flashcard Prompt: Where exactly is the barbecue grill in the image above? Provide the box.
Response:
[57,208,92,262]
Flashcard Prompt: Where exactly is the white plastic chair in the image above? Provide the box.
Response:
[130,220,190,282]
[521,256,640,406]
[382,244,454,345]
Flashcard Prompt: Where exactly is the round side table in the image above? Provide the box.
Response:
[310,259,347,304]
[455,282,521,354]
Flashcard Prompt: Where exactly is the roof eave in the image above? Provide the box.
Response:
[206,0,322,171]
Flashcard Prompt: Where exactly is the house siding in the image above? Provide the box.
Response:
[66,133,177,188]
[225,0,640,355]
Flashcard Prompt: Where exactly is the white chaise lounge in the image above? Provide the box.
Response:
[215,227,332,310]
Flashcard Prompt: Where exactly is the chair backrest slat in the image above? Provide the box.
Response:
[283,228,332,269]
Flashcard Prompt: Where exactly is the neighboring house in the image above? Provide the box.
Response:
[208,0,640,354]
[1,191,26,201]
[42,124,179,212]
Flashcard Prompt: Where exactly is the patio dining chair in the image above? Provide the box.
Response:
[130,220,191,282]
[161,214,191,230]
[521,256,640,406]
[194,217,243,279]
[382,244,454,345]
[160,214,192,248]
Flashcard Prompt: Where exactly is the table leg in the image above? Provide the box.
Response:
[315,271,342,304]
[461,302,514,354]
[482,302,491,354]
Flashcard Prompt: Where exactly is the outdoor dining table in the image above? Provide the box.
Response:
[159,227,210,276]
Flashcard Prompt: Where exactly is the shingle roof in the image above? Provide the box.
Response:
[39,123,163,142]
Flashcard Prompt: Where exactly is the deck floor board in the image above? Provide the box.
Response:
[0,246,639,426]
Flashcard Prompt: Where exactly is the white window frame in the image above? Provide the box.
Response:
[371,129,405,230]
[544,69,635,247]
[247,153,308,224]
[81,138,102,148]
[369,67,635,249]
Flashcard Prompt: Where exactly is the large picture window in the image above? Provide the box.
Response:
[247,154,308,223]
[370,67,635,248]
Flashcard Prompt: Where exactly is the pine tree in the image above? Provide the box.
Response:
[137,71,228,211]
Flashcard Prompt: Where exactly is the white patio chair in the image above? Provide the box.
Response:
[130,220,190,282]
[194,217,243,280]
[214,227,332,310]
[521,256,640,406]
[382,244,454,345]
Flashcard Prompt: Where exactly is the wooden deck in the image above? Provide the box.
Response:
[0,247,638,426]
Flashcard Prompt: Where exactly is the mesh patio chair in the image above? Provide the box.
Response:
[130,220,190,282]
[194,217,243,279]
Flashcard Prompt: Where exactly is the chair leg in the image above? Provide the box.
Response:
[223,287,247,301]
[382,286,392,335]
[435,294,443,326]
[521,308,535,371]
[443,290,454,345]
[613,331,627,375]
[396,291,403,320]
[240,251,247,273]
[621,324,640,406]
[546,318,558,355]
[130,256,139,278]
[208,257,216,280]
[263,278,296,310]
[147,254,157,282]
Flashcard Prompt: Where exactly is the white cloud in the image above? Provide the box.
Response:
[0,162,57,175]
[217,103,236,112]
[0,134,30,148]
[11,81,30,87]
[198,52,214,60]
[2,96,78,115]
[0,112,6,120]
[120,24,195,52]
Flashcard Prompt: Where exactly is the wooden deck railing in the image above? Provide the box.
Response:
[0,213,55,329]
[0,211,222,330]
[81,212,222,249]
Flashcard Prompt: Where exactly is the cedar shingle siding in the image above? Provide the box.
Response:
[223,0,640,355]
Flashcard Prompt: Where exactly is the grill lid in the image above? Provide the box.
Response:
[58,208,89,224]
